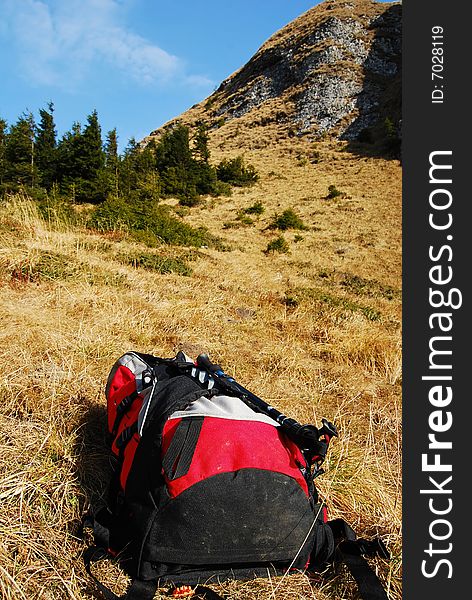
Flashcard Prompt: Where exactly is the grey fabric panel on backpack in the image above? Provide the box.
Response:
[105,352,153,398]
[168,394,278,427]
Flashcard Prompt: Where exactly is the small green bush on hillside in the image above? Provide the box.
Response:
[340,273,400,300]
[326,184,343,200]
[6,250,77,283]
[216,156,259,187]
[212,180,233,197]
[236,212,254,225]
[264,235,289,254]
[269,208,308,231]
[297,287,381,321]
[243,200,264,215]
[88,196,222,248]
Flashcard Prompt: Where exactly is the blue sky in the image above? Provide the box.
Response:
[0,1,390,150]
[0,0,322,150]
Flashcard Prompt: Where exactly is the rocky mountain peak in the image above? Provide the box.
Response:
[146,0,401,143]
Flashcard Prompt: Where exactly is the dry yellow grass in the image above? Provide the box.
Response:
[0,133,401,600]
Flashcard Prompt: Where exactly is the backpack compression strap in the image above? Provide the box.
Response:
[315,518,390,600]
[338,552,389,600]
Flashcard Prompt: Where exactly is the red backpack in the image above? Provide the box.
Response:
[84,351,389,600]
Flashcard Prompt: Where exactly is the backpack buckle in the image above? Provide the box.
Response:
[358,538,390,560]
[320,418,338,440]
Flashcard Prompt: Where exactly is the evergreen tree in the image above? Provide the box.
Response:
[190,122,218,196]
[0,119,7,188]
[193,161,217,196]
[118,138,160,202]
[56,121,84,201]
[104,128,119,197]
[56,110,106,202]
[155,125,197,200]
[35,102,57,189]
[78,109,105,202]
[155,125,193,172]
[134,139,160,201]
[4,112,37,188]
[192,123,210,163]
[135,139,157,174]
[81,109,105,182]
[105,128,119,170]
[119,137,140,198]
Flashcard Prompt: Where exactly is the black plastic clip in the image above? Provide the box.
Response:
[320,418,338,438]
[356,538,390,560]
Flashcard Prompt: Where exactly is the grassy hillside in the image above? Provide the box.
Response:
[0,136,401,599]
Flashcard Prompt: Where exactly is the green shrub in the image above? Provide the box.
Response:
[340,273,401,300]
[326,185,343,200]
[244,200,264,215]
[4,249,127,287]
[384,117,397,140]
[236,212,254,225]
[264,235,289,254]
[6,250,77,283]
[216,156,259,187]
[88,196,136,232]
[88,197,222,248]
[297,287,381,321]
[269,208,308,231]
[211,180,233,197]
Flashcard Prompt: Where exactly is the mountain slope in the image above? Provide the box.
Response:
[145,0,401,144]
